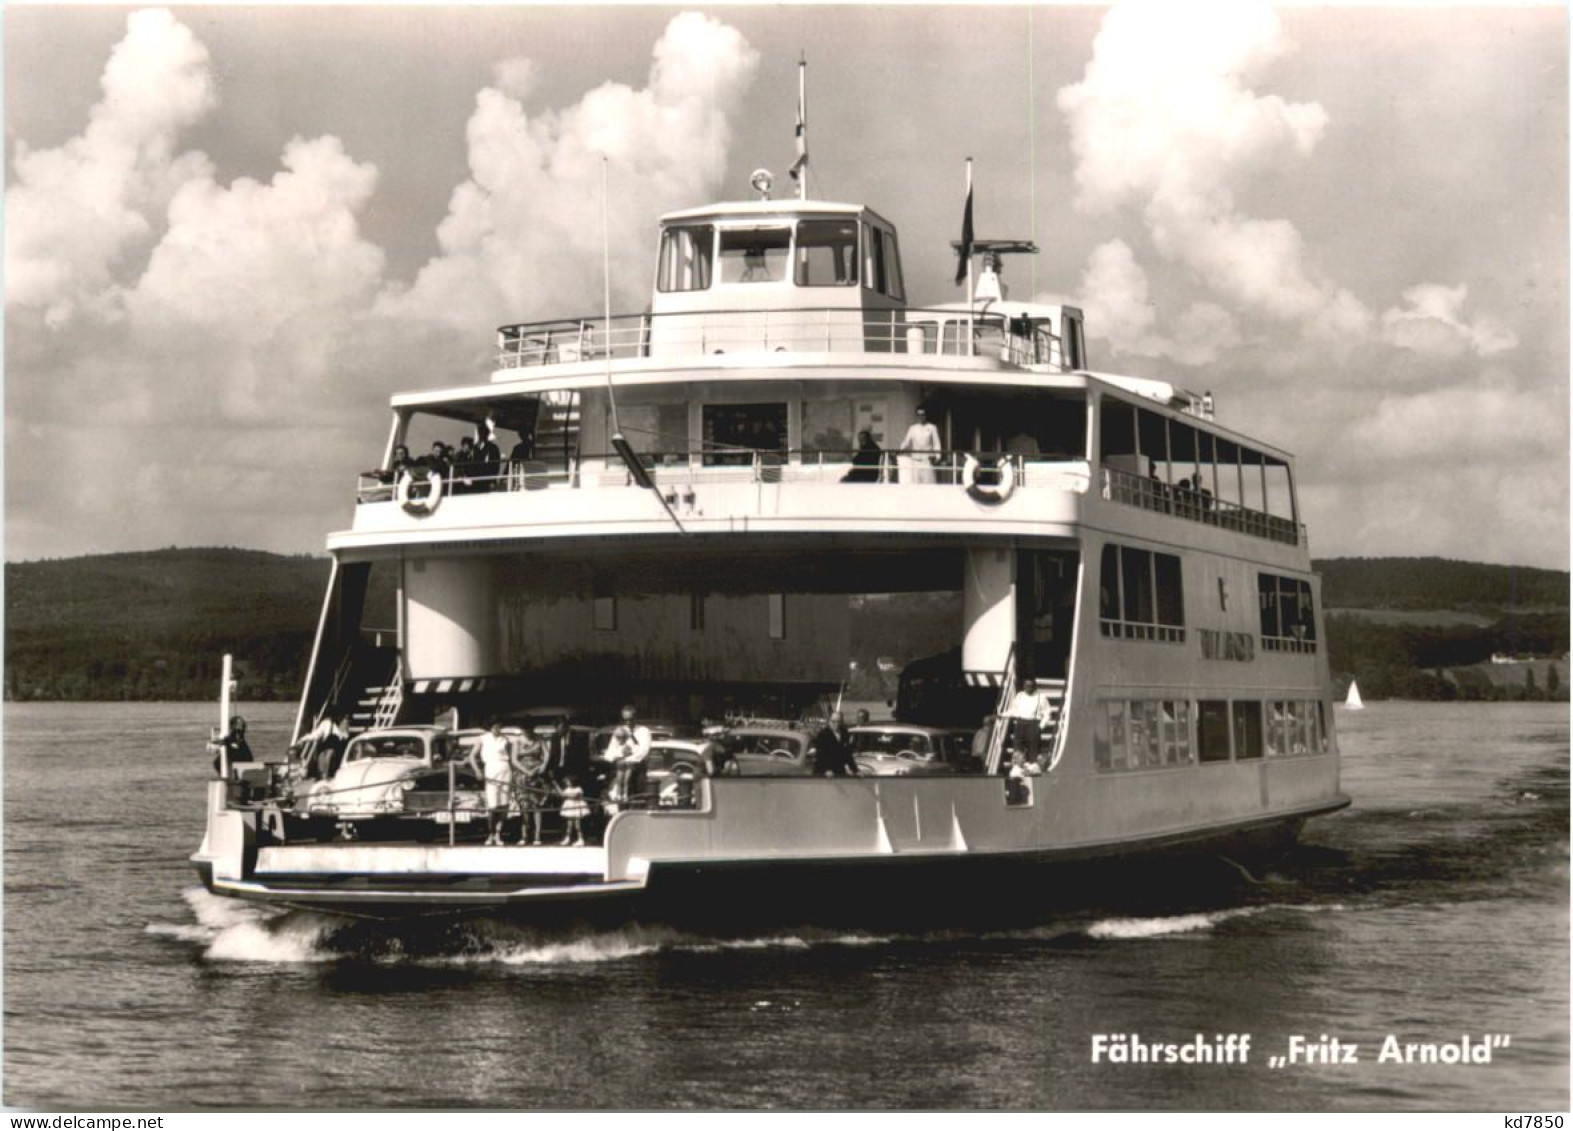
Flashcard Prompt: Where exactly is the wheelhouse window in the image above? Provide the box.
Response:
[794,220,858,286]
[1100,543,1185,642]
[884,230,905,300]
[657,225,714,292]
[718,227,790,284]
[860,223,904,299]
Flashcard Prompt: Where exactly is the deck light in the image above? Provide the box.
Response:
[750,168,774,199]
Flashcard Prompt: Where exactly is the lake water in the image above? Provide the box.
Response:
[3,700,1566,1111]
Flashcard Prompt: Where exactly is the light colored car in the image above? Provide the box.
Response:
[644,739,715,807]
[721,727,815,776]
[848,724,971,776]
[305,727,484,821]
[645,739,714,781]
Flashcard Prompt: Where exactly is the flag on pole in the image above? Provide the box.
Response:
[954,182,974,285]
[789,59,808,191]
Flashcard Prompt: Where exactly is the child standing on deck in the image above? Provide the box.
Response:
[559,776,589,846]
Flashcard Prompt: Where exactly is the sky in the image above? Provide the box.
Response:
[4,2,1567,568]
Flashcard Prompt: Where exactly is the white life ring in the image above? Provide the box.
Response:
[396,469,444,515]
[962,454,1016,503]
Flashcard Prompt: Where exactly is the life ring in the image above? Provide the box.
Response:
[962,454,1016,503]
[396,468,444,515]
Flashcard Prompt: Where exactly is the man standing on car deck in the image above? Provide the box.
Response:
[1007,678,1047,764]
[607,705,652,810]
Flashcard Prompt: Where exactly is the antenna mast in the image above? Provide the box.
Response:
[792,54,808,201]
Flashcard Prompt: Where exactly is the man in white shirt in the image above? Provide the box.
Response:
[606,704,653,809]
[470,722,516,846]
[898,406,942,485]
[1007,678,1046,763]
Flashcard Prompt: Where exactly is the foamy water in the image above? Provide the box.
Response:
[6,700,1568,1111]
[144,883,1356,966]
[147,888,900,966]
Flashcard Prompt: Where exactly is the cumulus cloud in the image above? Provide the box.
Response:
[1047,239,1241,366]
[1044,1,1555,565]
[1055,0,1517,361]
[384,11,759,330]
[1056,0,1363,331]
[1379,283,1519,358]
[492,57,539,101]
[5,9,759,557]
[6,8,216,326]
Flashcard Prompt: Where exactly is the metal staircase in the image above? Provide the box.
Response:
[984,646,1067,773]
[984,646,1017,774]
[533,390,582,474]
[346,657,403,735]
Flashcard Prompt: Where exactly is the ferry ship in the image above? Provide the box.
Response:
[192,154,1347,923]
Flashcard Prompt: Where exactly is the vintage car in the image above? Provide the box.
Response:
[645,739,713,781]
[847,724,974,776]
[720,726,816,776]
[303,726,485,823]
[644,739,715,807]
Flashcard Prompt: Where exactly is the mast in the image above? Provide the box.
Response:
[956,154,968,349]
[792,54,808,200]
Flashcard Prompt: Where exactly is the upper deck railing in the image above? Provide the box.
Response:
[1100,465,1302,546]
[496,307,1067,370]
[357,450,1090,505]
[354,453,1301,545]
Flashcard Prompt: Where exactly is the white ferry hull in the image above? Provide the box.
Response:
[191,777,1348,923]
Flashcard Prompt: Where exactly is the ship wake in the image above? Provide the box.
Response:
[146,890,898,965]
[147,886,1364,966]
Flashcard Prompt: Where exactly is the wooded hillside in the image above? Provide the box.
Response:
[5,550,1566,701]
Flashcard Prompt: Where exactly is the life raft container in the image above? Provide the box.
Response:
[396,468,445,515]
[961,454,1016,503]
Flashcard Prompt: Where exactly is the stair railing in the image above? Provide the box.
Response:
[983,644,1018,775]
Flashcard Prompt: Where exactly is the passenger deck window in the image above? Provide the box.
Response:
[719,228,790,284]
[1267,699,1322,756]
[794,220,858,286]
[1100,543,1185,643]
[1232,701,1263,760]
[1197,700,1231,763]
[1097,699,1195,771]
[1258,572,1317,652]
[657,225,714,292]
